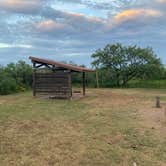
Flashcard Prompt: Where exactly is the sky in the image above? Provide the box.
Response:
[0,0,166,66]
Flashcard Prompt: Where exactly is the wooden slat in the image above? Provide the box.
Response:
[36,85,69,89]
[36,92,70,95]
[36,83,68,86]
[36,73,68,76]
[36,80,68,84]
[36,89,70,93]
[36,82,68,85]
[36,85,69,88]
[36,77,68,80]
[36,88,69,91]
[35,72,71,98]
[36,76,68,79]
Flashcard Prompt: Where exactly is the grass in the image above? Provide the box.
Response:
[0,89,166,166]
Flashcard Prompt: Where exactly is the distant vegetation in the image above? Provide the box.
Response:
[0,43,166,95]
[0,61,32,95]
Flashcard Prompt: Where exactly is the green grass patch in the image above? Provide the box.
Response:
[127,79,166,89]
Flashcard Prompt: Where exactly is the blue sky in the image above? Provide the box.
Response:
[0,0,166,66]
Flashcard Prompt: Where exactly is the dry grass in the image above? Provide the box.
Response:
[0,89,166,166]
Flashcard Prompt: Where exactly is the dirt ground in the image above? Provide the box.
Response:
[0,88,166,166]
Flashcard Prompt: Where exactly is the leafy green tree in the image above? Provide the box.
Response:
[4,61,32,88]
[0,61,33,95]
[0,68,17,95]
[92,43,164,87]
[16,61,33,87]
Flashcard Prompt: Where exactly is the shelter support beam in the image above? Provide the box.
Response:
[33,62,36,97]
[83,72,86,96]
[69,71,72,98]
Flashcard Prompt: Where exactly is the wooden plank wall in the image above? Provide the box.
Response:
[35,71,71,99]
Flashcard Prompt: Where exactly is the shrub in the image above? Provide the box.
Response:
[0,73,17,95]
[0,61,32,95]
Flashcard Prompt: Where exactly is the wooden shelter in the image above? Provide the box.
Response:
[29,56,95,99]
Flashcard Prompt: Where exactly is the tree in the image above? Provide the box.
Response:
[92,43,164,87]
[0,67,17,95]
[0,61,33,95]
[15,61,33,87]
[4,61,32,87]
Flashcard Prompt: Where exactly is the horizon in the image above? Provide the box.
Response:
[0,0,166,66]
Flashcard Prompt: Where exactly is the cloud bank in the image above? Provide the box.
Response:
[0,0,166,65]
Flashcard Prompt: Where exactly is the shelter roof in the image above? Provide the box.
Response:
[29,56,95,72]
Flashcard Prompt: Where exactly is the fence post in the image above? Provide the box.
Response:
[165,108,166,123]
[156,96,161,108]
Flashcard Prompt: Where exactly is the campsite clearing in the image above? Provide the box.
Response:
[0,89,166,166]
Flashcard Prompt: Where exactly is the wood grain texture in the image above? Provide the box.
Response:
[35,72,71,99]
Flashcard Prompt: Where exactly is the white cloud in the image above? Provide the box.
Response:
[0,43,32,48]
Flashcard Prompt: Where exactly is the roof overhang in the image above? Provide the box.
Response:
[29,56,95,72]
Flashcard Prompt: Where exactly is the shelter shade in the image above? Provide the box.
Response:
[29,56,95,99]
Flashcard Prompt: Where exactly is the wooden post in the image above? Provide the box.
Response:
[68,71,72,99]
[164,108,166,123]
[156,96,161,108]
[83,72,85,96]
[96,69,99,88]
[33,62,36,97]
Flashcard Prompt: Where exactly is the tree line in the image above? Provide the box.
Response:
[0,43,166,95]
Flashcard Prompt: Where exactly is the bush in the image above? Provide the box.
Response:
[0,73,17,95]
[0,61,32,95]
